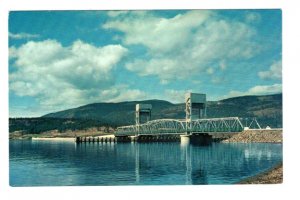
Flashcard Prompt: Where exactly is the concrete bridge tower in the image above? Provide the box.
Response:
[185,93,207,134]
[135,104,152,125]
[135,104,152,136]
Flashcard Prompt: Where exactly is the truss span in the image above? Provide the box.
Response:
[116,117,244,136]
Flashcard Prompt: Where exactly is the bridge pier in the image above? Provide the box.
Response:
[180,135,190,146]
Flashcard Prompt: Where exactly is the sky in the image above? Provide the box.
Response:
[8,9,282,117]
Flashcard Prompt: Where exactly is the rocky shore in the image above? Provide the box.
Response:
[237,162,283,184]
[222,129,283,184]
[222,129,282,143]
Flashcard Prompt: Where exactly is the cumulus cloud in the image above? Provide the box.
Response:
[225,83,282,99]
[9,39,128,112]
[9,32,40,39]
[125,58,189,82]
[109,89,147,102]
[163,89,192,103]
[104,10,260,83]
[140,89,191,103]
[104,10,211,53]
[258,60,282,80]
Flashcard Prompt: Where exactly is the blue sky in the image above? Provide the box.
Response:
[9,10,282,117]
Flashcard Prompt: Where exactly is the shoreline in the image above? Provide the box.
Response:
[9,132,115,140]
[237,162,283,184]
[31,137,76,142]
[30,134,116,142]
[10,129,283,143]
[221,129,282,143]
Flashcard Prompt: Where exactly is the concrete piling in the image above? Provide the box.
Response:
[132,135,180,143]
[75,134,210,144]
[76,136,117,144]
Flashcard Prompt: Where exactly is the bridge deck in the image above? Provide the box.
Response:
[116,117,245,136]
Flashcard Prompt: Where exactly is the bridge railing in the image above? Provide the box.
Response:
[191,117,244,133]
[115,117,245,136]
[116,119,186,136]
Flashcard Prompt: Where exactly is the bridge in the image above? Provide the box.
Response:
[116,117,245,136]
[115,93,261,143]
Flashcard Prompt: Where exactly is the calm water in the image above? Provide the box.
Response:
[9,140,282,186]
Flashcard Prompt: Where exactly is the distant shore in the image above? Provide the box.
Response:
[9,130,114,140]
[31,137,75,142]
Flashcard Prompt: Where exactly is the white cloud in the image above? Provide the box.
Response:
[211,77,224,84]
[104,10,212,53]
[163,89,192,103]
[219,60,227,70]
[147,89,194,103]
[245,12,261,23]
[225,83,282,99]
[247,84,282,94]
[125,58,188,82]
[9,39,128,113]
[109,89,147,102]
[104,10,260,83]
[106,11,147,18]
[258,60,282,80]
[9,106,54,118]
[206,67,214,75]
[9,32,40,39]
[107,11,129,17]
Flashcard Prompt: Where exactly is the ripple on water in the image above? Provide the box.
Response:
[9,140,282,186]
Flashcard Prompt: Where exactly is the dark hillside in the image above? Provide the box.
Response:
[43,93,282,128]
[43,100,174,125]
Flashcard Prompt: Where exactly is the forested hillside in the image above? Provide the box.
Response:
[9,93,282,134]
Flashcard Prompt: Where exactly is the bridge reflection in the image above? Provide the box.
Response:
[107,142,281,184]
[132,142,208,184]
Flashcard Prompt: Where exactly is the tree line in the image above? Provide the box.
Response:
[9,117,116,134]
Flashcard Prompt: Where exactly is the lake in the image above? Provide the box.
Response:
[9,140,282,186]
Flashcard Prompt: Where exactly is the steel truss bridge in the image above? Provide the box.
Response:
[116,117,254,136]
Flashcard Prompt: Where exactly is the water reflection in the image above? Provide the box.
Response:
[9,140,282,186]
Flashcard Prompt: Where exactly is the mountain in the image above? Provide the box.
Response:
[43,100,175,126]
[42,93,282,128]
